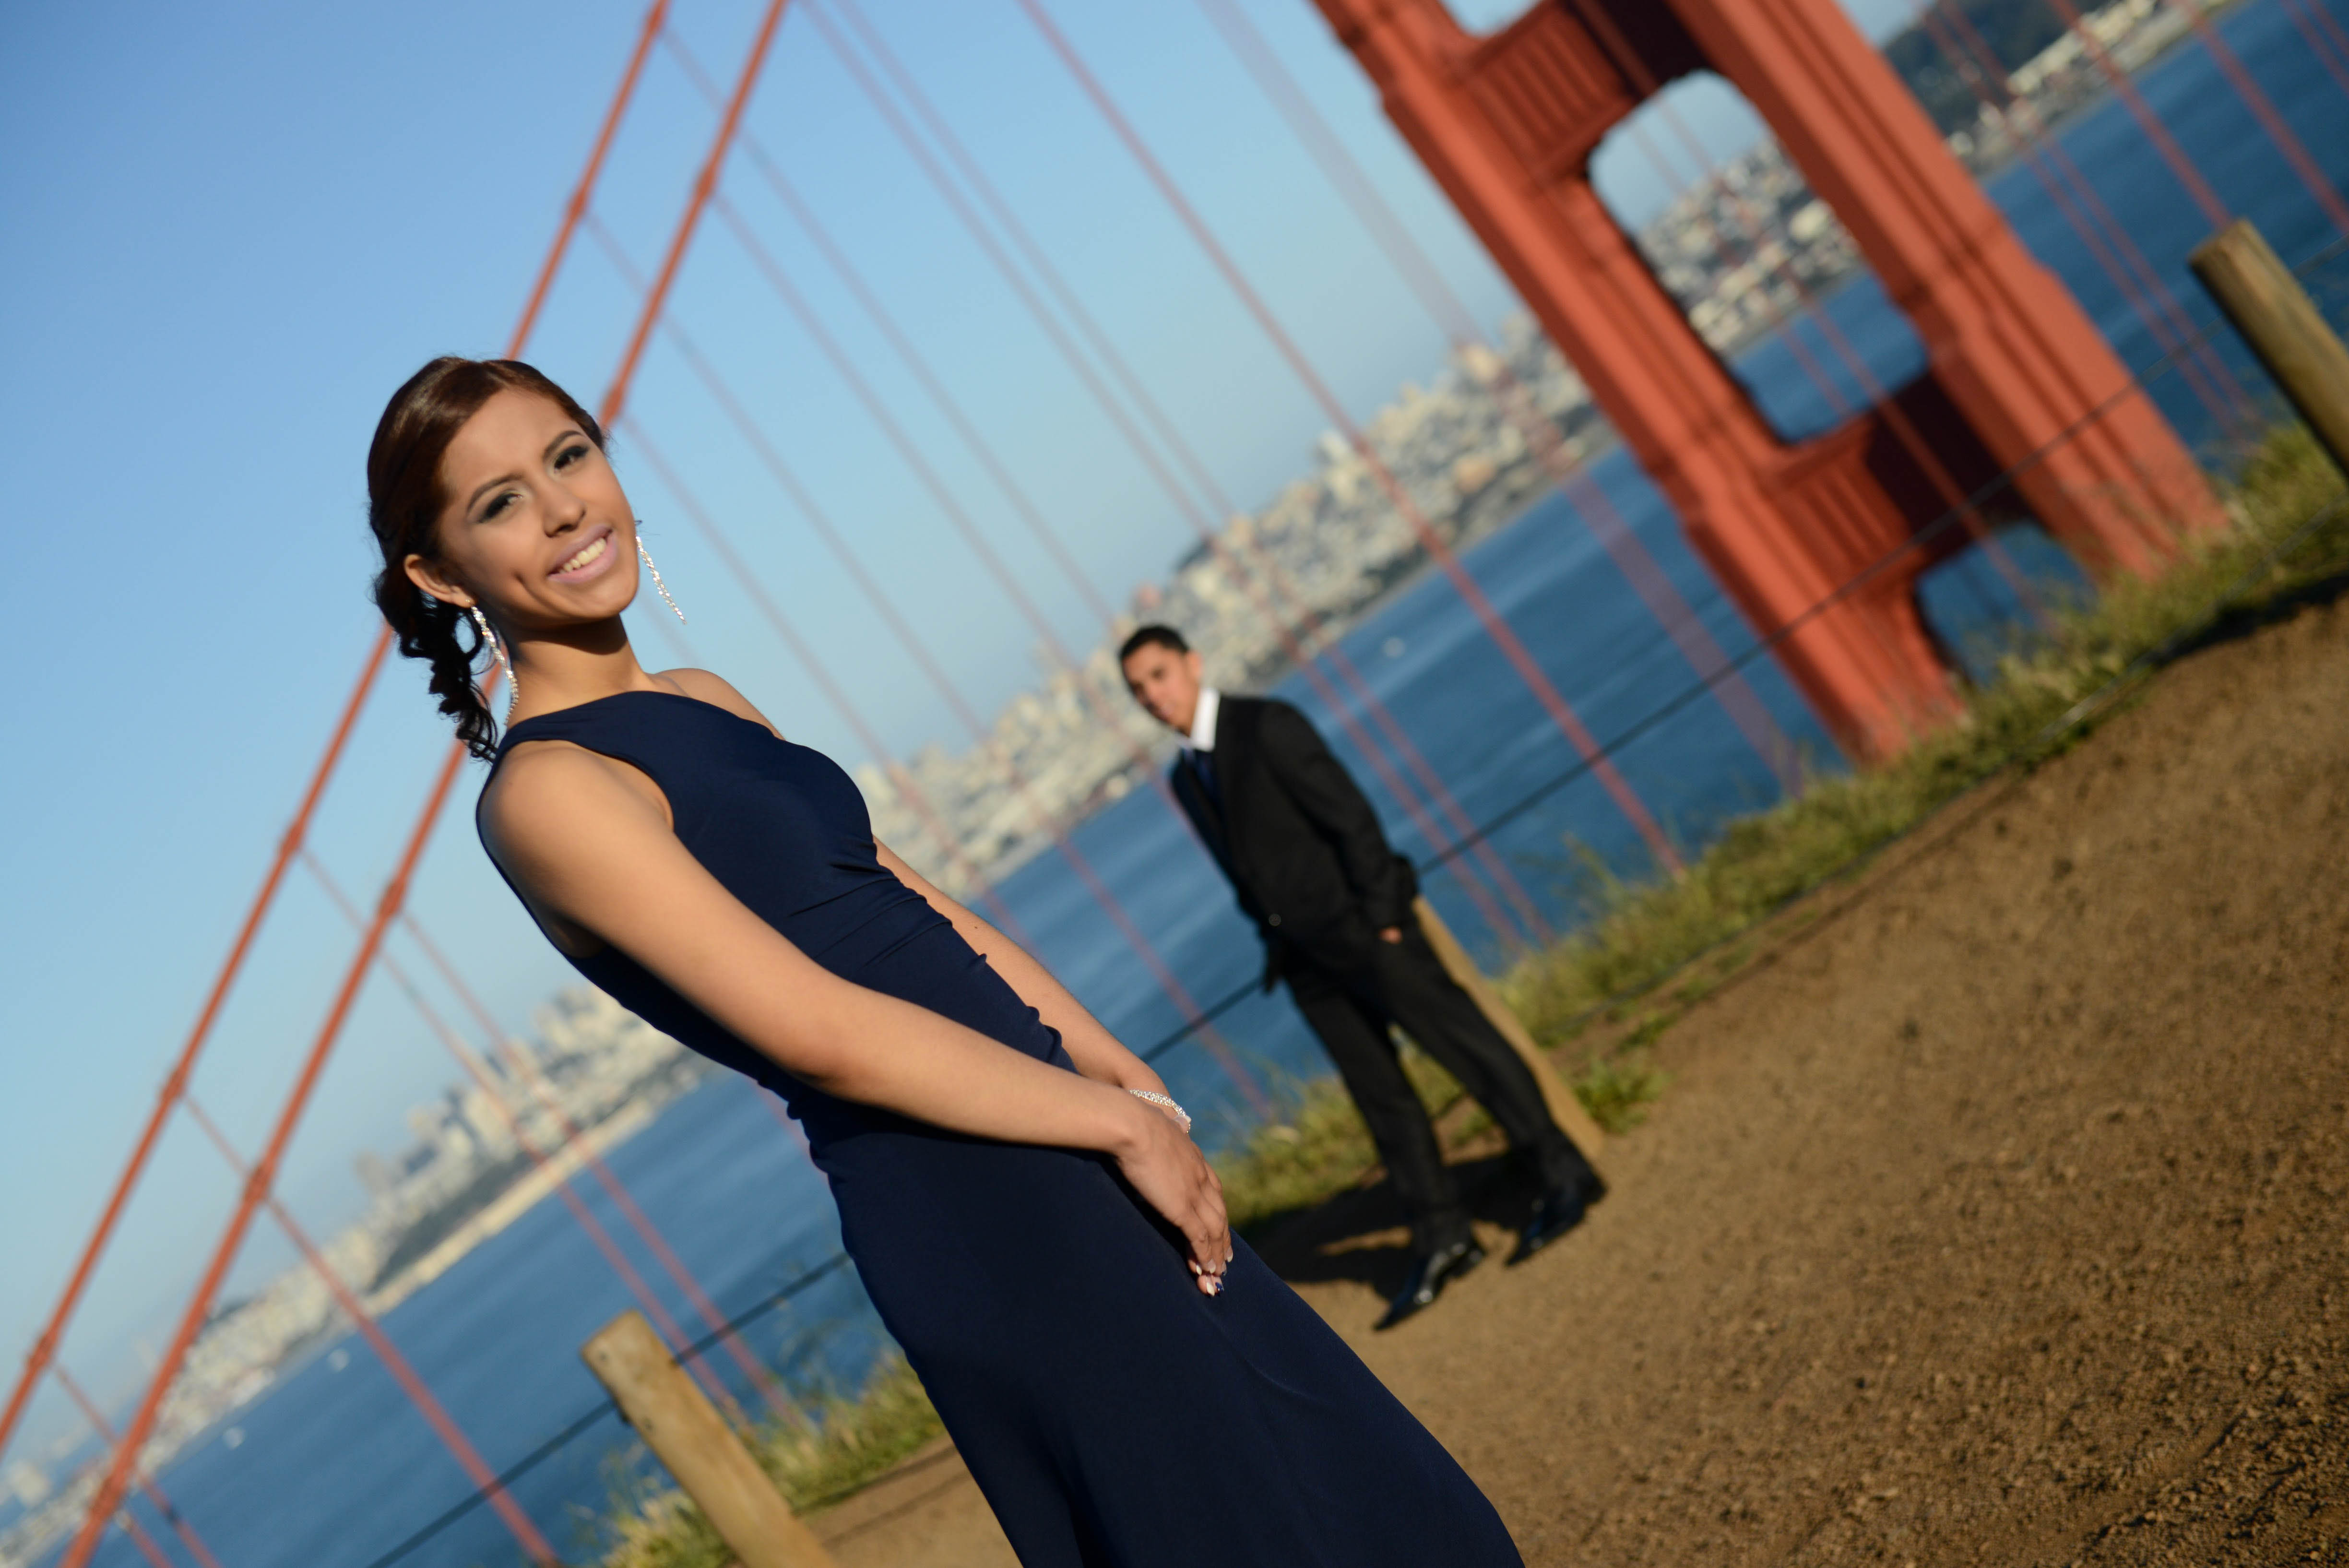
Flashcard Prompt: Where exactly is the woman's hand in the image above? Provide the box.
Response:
[1112,1103,1233,1296]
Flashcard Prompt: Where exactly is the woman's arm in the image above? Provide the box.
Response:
[874,841,1172,1098]
[483,745,1230,1288]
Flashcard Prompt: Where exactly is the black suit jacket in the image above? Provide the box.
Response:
[1168,696,1418,979]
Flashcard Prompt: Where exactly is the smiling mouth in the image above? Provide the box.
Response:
[552,533,612,578]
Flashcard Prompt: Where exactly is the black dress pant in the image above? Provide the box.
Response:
[1283,921,1594,1252]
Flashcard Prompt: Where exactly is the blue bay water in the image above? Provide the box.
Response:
[56,7,2349,1564]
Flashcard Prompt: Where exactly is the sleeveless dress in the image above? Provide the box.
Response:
[481,690,1521,1567]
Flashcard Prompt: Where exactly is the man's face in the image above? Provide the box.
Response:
[1122,642,1205,735]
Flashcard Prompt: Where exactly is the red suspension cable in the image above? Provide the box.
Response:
[601,0,794,427]
[57,736,532,1568]
[55,10,780,1554]
[2040,0,2230,226]
[2280,0,2349,96]
[1,0,677,1483]
[177,1096,560,1563]
[639,417,1272,1112]
[98,1505,174,1568]
[2165,0,2349,233]
[1922,0,2254,430]
[49,1364,224,1568]
[512,0,676,353]
[1009,0,1684,873]
[620,422,1038,932]
[398,892,819,1169]
[1186,0,1805,790]
[0,632,388,1470]
[799,5,1563,943]
[588,223,1273,1115]
[708,190,1543,951]
[778,12,1552,947]
[111,1512,175,1568]
[301,851,773,1426]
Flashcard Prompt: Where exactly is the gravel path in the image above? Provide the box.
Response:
[819,588,2349,1566]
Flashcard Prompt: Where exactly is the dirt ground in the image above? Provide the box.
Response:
[814,589,2349,1566]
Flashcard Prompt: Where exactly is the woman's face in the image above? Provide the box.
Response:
[404,387,637,631]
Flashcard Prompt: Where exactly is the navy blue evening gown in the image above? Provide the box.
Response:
[479,691,1522,1567]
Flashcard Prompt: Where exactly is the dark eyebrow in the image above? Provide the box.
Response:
[464,469,522,512]
[462,428,588,513]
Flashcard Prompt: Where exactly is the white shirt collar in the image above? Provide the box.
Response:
[1185,686,1222,754]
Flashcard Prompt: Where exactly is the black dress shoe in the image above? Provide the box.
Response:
[1375,1238,1485,1331]
[1508,1171,1607,1265]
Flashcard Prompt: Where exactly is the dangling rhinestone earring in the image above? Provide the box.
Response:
[637,531,688,625]
[468,605,520,718]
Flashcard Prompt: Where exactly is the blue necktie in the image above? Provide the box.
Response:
[1190,748,1220,805]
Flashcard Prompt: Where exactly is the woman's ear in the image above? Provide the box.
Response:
[404,552,473,608]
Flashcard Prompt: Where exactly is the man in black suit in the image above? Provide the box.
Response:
[1121,625,1603,1329]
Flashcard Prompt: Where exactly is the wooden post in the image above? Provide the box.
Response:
[1411,897,1607,1162]
[2191,219,2349,481]
[581,1311,837,1568]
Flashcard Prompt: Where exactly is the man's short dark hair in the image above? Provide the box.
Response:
[1118,624,1190,663]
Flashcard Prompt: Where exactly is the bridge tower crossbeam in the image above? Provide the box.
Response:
[1312,0,2223,757]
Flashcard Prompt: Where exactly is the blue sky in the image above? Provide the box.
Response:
[0,0,1919,1451]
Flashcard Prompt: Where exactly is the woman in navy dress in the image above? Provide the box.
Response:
[365,356,1523,1566]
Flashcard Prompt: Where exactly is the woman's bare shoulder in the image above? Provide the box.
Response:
[480,740,665,851]
[658,667,782,736]
[478,740,696,955]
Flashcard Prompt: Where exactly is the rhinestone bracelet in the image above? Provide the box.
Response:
[1127,1088,1192,1134]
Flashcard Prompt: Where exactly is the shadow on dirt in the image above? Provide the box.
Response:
[1245,1152,1564,1295]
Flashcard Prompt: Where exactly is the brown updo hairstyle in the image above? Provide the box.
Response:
[367,357,605,759]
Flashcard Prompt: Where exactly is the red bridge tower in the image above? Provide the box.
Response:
[1313,0,2221,756]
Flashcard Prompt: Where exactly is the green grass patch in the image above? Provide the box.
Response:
[1217,1079,1381,1235]
[1573,1050,1673,1133]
